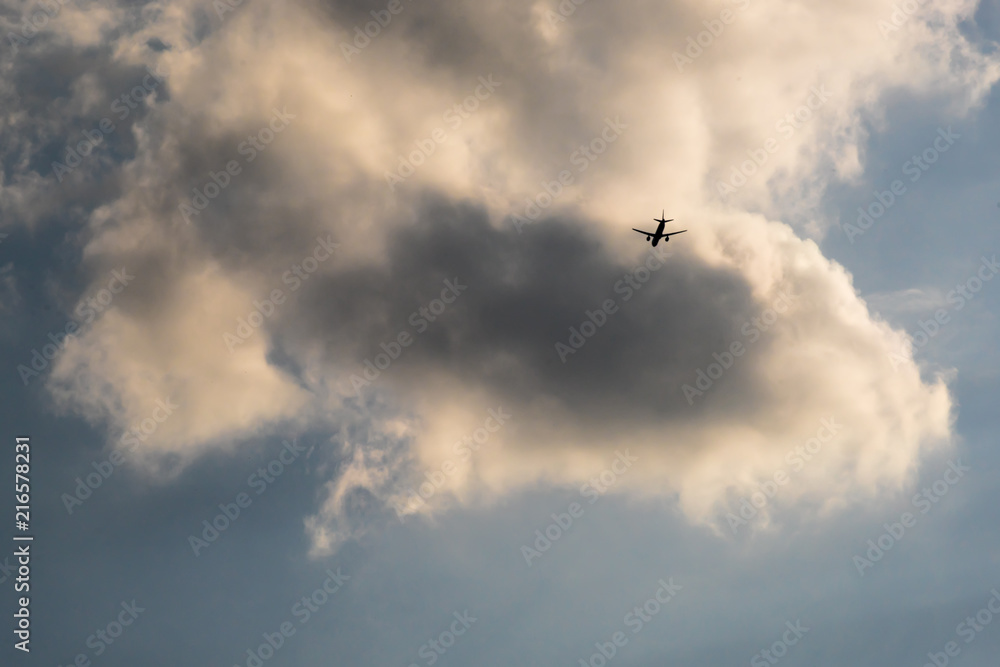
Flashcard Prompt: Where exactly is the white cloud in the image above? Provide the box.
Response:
[8,0,994,553]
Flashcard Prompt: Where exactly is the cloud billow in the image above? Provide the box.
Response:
[0,0,981,552]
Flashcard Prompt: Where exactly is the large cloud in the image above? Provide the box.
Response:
[2,0,992,552]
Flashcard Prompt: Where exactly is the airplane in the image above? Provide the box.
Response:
[632,210,686,247]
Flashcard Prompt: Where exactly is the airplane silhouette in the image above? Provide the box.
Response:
[632,210,687,247]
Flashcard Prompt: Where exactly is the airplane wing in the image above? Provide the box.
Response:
[632,228,656,235]
[664,230,687,236]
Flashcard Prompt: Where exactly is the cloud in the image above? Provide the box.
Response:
[2,0,993,551]
[46,261,311,461]
[291,200,954,547]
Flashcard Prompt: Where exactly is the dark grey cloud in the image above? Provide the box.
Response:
[289,196,771,429]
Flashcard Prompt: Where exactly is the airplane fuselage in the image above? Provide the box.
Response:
[650,219,667,246]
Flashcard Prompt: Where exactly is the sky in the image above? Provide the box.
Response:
[0,0,999,665]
